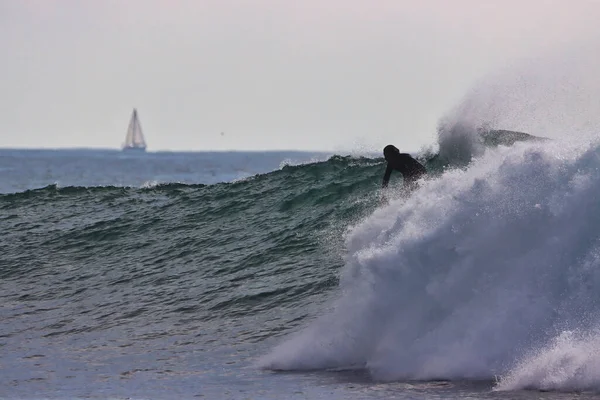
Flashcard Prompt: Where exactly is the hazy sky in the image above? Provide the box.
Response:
[1,0,599,151]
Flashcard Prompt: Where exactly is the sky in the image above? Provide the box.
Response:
[1,0,599,151]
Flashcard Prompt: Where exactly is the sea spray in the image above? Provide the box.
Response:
[259,138,600,388]
[496,329,600,392]
[435,119,485,167]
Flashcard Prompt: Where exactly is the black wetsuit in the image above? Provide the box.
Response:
[382,153,427,188]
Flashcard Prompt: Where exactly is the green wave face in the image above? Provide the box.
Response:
[1,129,543,322]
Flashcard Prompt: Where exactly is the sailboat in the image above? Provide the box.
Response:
[122,108,147,152]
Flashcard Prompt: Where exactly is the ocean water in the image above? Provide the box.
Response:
[3,128,600,399]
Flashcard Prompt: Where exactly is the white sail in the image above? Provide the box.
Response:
[123,108,147,151]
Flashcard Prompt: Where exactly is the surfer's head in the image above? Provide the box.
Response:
[383,144,399,161]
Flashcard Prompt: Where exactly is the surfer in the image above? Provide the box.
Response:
[382,145,427,190]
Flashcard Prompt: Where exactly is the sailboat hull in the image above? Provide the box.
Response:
[122,146,146,153]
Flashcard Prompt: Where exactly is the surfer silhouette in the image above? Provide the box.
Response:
[382,145,427,190]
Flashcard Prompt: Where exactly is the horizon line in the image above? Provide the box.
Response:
[0,146,380,154]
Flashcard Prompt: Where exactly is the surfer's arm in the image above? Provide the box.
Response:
[382,164,392,188]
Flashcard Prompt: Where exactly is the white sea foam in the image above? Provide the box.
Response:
[140,180,161,188]
[260,135,600,391]
[496,329,600,392]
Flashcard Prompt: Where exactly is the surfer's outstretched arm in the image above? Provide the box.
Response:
[382,164,392,188]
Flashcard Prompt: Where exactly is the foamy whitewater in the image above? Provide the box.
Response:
[259,131,600,392]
